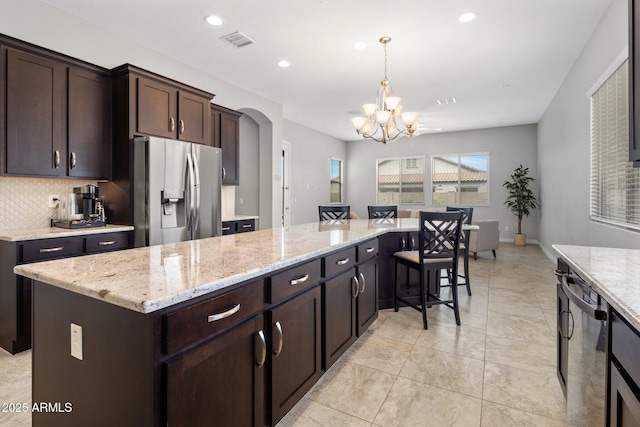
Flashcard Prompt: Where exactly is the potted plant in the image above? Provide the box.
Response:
[503,164,538,246]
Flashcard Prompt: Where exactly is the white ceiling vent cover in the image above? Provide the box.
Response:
[219,31,255,48]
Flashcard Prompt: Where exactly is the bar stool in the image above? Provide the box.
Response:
[367,205,398,219]
[393,211,464,329]
[446,206,473,296]
[318,205,350,221]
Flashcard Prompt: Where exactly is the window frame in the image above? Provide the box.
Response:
[430,152,490,207]
[330,157,344,204]
[375,155,426,205]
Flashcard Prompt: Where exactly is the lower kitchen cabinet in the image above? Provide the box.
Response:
[166,315,267,427]
[323,267,358,369]
[608,309,640,426]
[269,285,322,425]
[356,257,378,335]
[222,218,256,235]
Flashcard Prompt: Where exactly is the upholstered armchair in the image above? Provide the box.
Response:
[468,220,499,260]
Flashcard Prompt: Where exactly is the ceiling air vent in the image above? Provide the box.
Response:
[219,31,255,48]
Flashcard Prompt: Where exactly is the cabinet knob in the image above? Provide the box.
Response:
[70,152,76,170]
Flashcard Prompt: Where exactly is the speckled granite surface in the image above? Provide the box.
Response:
[15,219,420,314]
[0,224,134,242]
[554,244,640,331]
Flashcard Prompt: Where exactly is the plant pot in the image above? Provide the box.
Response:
[514,233,526,246]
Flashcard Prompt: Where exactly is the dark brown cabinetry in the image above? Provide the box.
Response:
[608,309,640,426]
[0,231,132,354]
[378,231,420,309]
[136,74,211,144]
[0,36,111,179]
[211,104,241,185]
[222,218,256,235]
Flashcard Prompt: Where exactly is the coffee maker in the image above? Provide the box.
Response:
[52,184,106,228]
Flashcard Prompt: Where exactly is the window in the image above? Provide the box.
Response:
[330,158,343,204]
[431,153,489,206]
[376,157,425,204]
[590,58,640,230]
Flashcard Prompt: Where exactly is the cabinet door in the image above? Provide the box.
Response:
[322,268,357,370]
[357,258,378,335]
[6,48,64,176]
[178,92,210,144]
[377,232,421,309]
[211,107,221,148]
[270,286,322,425]
[166,315,267,427]
[136,76,177,139]
[221,111,240,185]
[68,67,111,178]
[609,361,640,427]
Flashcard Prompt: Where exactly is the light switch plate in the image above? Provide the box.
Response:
[71,323,83,360]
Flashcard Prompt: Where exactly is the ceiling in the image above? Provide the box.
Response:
[39,0,612,141]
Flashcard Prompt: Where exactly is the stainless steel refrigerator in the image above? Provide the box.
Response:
[132,136,222,247]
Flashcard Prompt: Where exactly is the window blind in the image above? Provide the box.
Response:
[590,59,640,230]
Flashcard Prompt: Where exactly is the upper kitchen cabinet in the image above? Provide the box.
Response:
[211,103,242,185]
[0,35,112,179]
[112,64,212,145]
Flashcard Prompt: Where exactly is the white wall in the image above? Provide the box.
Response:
[0,0,283,229]
[346,125,539,240]
[538,0,640,252]
[283,120,348,225]
[236,115,260,218]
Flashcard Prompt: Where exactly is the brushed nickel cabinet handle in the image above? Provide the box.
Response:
[401,237,406,250]
[410,236,416,250]
[207,303,240,322]
[242,224,252,229]
[70,152,76,170]
[180,119,185,134]
[98,241,117,246]
[39,246,64,253]
[222,226,231,231]
[222,167,226,180]
[290,274,309,286]
[336,258,350,265]
[256,330,266,368]
[54,150,60,169]
[170,117,175,132]
[273,321,283,356]
[352,276,360,299]
[365,247,375,253]
[359,272,366,295]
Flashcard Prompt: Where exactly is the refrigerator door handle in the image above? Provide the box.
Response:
[193,151,201,232]
[186,151,196,231]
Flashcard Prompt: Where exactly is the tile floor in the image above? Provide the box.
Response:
[0,243,568,427]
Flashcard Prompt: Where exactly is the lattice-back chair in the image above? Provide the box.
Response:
[367,205,398,219]
[318,205,351,221]
[446,206,474,296]
[393,211,464,329]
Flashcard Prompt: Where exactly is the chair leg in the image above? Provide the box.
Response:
[473,252,477,260]
[394,260,400,312]
[452,272,461,326]
[420,268,428,330]
[464,250,472,296]
[492,249,497,258]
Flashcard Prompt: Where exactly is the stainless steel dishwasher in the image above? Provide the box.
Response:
[556,259,607,427]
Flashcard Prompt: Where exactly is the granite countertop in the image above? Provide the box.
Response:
[15,219,420,314]
[553,244,640,331]
[222,215,259,222]
[0,224,134,242]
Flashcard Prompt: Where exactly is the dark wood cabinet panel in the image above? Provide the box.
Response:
[137,76,177,139]
[5,47,64,176]
[222,219,256,235]
[178,92,210,144]
[270,285,322,425]
[211,104,242,185]
[378,231,420,309]
[67,67,111,179]
[356,257,378,335]
[322,268,357,369]
[609,309,640,426]
[166,315,267,427]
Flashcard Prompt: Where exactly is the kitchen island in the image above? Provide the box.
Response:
[14,219,418,427]
[553,245,640,426]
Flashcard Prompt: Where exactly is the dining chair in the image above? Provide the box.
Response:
[446,206,473,296]
[393,210,464,329]
[318,205,351,221]
[367,205,398,219]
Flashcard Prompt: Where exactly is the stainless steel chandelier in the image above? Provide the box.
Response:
[350,36,419,144]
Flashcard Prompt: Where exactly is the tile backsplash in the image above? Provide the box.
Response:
[221,185,235,219]
[0,177,97,230]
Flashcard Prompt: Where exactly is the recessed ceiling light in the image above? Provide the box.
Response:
[458,12,476,23]
[277,60,291,68]
[204,15,224,26]
[353,41,367,50]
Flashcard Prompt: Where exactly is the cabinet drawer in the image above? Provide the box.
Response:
[357,239,379,262]
[85,232,130,254]
[611,310,640,384]
[269,259,321,304]
[164,280,264,354]
[236,219,255,233]
[222,221,235,235]
[19,237,83,263]
[323,247,356,279]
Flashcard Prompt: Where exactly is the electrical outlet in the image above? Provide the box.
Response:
[48,194,60,208]
[70,323,83,360]
[505,225,510,232]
